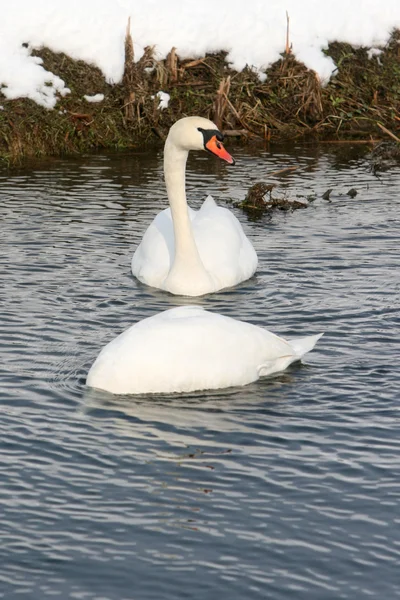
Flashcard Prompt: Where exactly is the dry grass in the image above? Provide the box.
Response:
[1,28,400,163]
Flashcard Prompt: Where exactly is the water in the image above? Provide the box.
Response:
[1,143,399,599]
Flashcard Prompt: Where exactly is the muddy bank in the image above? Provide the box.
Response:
[1,29,400,164]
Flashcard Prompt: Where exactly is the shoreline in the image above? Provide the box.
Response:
[1,29,400,165]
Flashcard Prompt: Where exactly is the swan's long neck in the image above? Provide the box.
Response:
[164,140,213,293]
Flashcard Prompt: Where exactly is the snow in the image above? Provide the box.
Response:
[1,0,400,108]
[155,91,170,110]
[367,48,383,59]
[83,93,105,103]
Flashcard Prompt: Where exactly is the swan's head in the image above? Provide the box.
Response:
[166,116,235,165]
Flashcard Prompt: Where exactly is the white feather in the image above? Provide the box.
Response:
[87,307,323,395]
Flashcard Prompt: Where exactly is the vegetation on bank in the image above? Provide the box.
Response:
[1,27,400,164]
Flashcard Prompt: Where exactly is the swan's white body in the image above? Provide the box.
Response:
[131,117,257,296]
[132,195,257,296]
[86,306,323,395]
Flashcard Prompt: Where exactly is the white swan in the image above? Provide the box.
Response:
[86,306,323,395]
[131,116,257,296]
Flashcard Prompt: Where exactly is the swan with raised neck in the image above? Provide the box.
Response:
[131,116,257,296]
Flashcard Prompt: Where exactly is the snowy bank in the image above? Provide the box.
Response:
[1,0,400,108]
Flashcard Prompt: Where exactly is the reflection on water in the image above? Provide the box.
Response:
[1,144,400,600]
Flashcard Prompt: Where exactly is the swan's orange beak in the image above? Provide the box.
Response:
[205,135,235,165]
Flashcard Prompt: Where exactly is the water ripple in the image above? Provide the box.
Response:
[1,146,400,599]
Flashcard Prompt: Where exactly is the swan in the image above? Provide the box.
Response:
[131,116,258,296]
[86,306,323,395]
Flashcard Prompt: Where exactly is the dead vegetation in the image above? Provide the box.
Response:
[1,25,400,164]
[368,140,400,174]
[238,175,311,219]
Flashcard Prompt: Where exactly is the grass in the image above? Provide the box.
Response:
[1,28,400,164]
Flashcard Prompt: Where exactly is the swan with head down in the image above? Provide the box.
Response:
[131,116,258,296]
[86,306,323,395]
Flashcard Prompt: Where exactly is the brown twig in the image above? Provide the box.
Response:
[223,92,255,132]
[213,76,231,130]
[223,129,250,137]
[166,47,178,83]
[122,17,136,121]
[318,139,379,144]
[69,112,92,120]
[285,12,291,55]
[173,81,211,87]
[181,58,206,69]
[376,122,400,143]
[269,166,299,177]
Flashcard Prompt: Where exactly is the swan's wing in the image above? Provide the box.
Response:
[131,208,173,287]
[131,206,199,288]
[193,196,258,285]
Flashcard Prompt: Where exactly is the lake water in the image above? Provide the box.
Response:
[1,143,399,599]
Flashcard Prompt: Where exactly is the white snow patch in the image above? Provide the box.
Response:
[155,91,170,110]
[83,93,105,103]
[0,0,400,107]
[367,47,383,62]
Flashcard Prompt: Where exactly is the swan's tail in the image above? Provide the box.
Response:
[289,332,324,358]
[257,333,323,378]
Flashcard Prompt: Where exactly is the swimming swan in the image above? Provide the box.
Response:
[86,306,323,395]
[131,116,257,296]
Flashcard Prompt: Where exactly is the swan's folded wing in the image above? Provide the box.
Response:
[194,198,257,286]
[257,355,296,377]
[131,208,173,287]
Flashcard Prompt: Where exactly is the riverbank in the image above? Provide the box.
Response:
[1,29,400,164]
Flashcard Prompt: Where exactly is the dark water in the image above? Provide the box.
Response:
[1,143,399,599]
